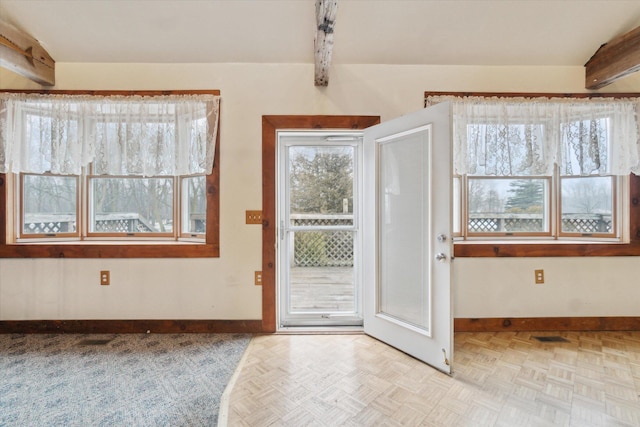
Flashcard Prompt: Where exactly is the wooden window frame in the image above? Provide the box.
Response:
[19,173,81,239]
[84,175,176,239]
[177,174,208,240]
[0,90,220,258]
[464,175,554,238]
[425,91,640,257]
[557,174,619,239]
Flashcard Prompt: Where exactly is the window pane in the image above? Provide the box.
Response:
[288,145,354,225]
[22,175,77,235]
[453,177,461,235]
[290,230,355,313]
[561,176,613,234]
[90,178,173,233]
[182,176,206,235]
[468,178,548,233]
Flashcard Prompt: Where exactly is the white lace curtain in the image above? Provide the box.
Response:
[425,95,640,177]
[0,93,220,176]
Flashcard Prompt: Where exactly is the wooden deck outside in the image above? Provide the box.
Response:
[289,266,355,312]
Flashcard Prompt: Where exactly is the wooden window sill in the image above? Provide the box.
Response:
[0,242,219,258]
[454,240,640,257]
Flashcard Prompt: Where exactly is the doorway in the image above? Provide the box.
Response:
[261,115,380,332]
[261,109,453,372]
[277,132,364,328]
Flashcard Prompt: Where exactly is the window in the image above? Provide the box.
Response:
[426,92,640,257]
[21,173,78,237]
[458,118,622,240]
[0,90,220,258]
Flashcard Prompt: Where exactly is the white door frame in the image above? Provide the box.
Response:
[276,130,364,329]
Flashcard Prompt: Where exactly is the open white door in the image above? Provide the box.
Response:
[363,102,453,374]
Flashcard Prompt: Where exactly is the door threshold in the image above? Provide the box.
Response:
[277,325,364,335]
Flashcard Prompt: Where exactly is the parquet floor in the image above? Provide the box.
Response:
[225,331,640,426]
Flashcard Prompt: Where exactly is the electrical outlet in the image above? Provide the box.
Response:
[100,270,110,286]
[246,210,263,224]
[534,269,544,284]
[255,271,263,286]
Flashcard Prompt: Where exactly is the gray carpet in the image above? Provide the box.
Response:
[0,333,251,427]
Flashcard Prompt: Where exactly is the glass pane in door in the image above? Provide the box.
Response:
[289,146,355,220]
[363,103,452,373]
[280,140,361,326]
[378,132,430,331]
[290,230,355,313]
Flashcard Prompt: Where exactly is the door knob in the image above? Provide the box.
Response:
[435,253,447,262]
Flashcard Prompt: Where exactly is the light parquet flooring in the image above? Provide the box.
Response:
[226,332,640,426]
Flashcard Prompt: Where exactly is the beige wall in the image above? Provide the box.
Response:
[1,63,639,320]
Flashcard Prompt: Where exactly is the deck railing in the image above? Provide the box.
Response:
[24,213,206,235]
[23,213,183,234]
[469,213,612,233]
[292,213,613,267]
[291,214,354,267]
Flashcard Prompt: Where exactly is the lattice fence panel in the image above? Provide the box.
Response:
[94,219,153,233]
[469,216,543,233]
[503,218,543,232]
[468,218,498,232]
[562,217,612,233]
[95,219,133,232]
[25,221,75,234]
[292,218,353,227]
[294,230,354,267]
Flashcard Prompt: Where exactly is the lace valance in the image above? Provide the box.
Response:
[0,93,220,176]
[425,95,640,176]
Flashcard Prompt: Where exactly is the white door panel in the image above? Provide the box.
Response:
[363,102,453,373]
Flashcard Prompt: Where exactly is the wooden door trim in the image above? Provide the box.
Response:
[261,115,380,332]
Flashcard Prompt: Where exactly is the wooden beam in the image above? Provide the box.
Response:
[0,19,55,86]
[314,0,338,87]
[585,25,640,90]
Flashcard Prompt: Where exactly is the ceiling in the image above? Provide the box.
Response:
[1,0,639,67]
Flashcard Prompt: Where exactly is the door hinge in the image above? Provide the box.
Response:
[442,348,450,366]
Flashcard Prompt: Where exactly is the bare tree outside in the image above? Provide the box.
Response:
[561,176,612,214]
[468,180,505,214]
[23,175,77,234]
[23,175,76,215]
[91,178,173,233]
[560,176,613,233]
[183,176,206,234]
